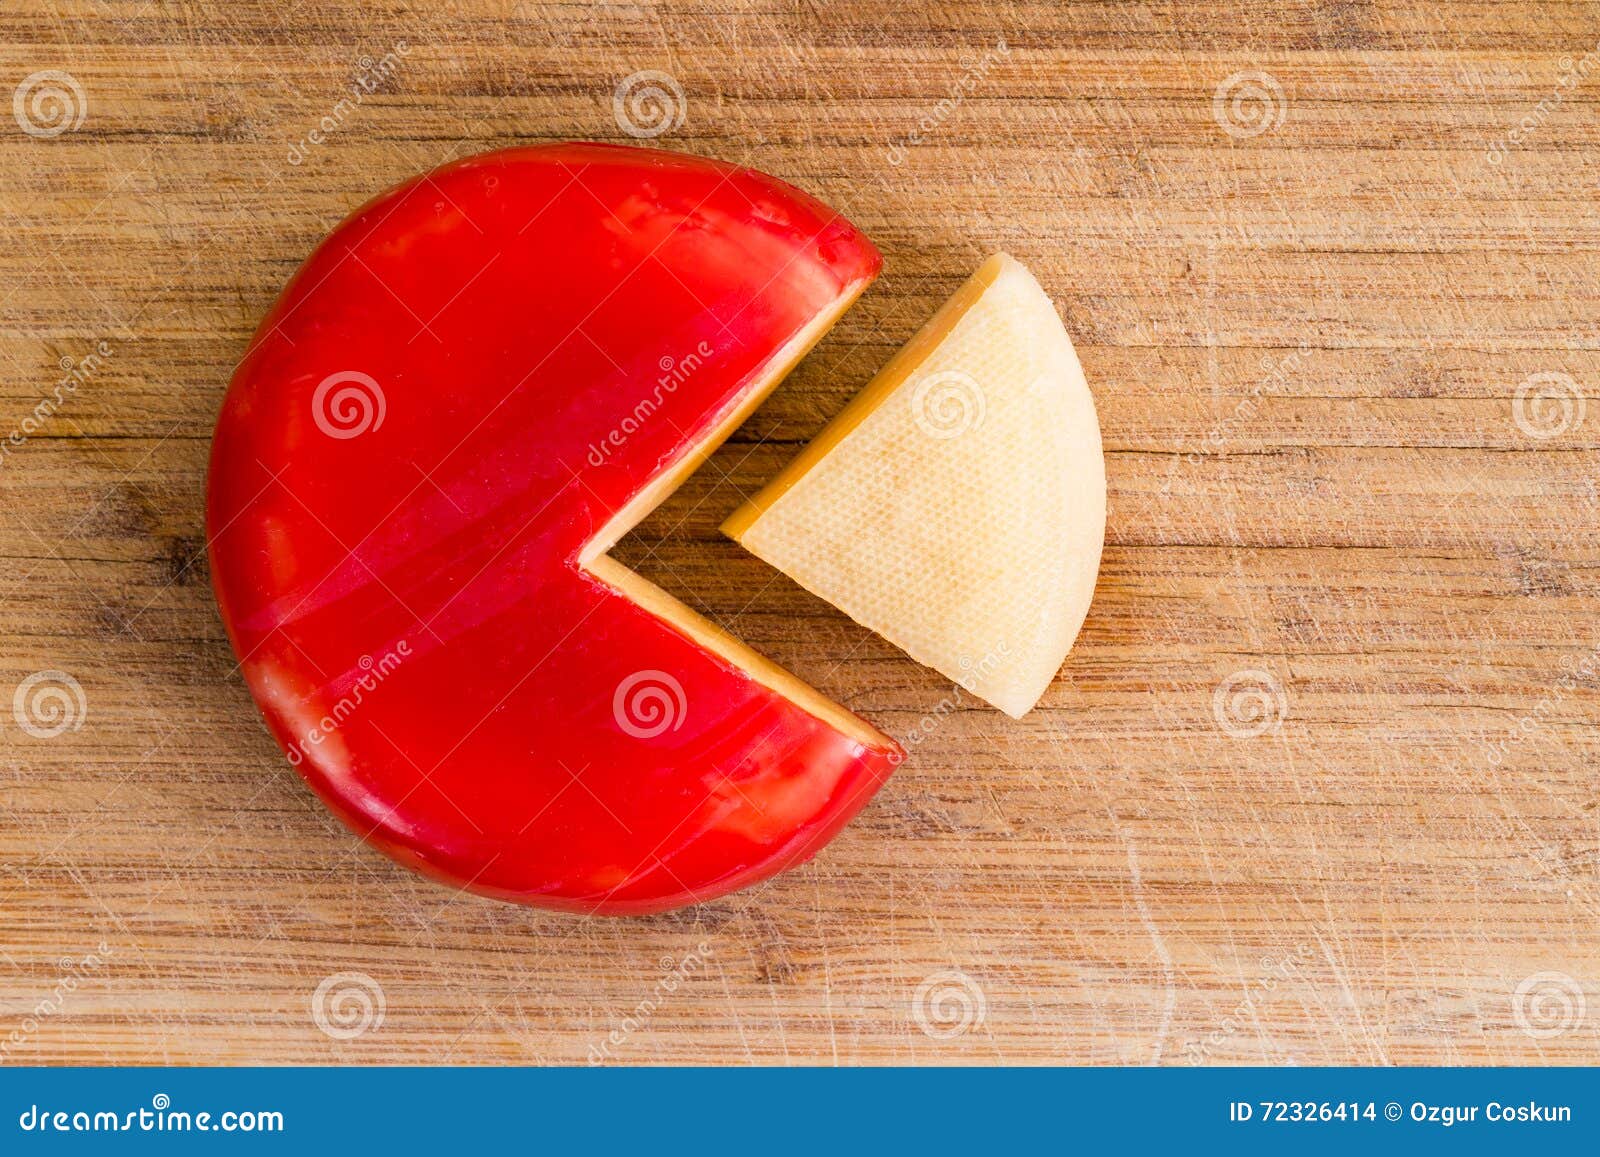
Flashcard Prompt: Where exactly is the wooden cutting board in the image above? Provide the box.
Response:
[2,0,1597,1065]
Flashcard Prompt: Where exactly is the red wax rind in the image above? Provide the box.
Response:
[208,143,900,914]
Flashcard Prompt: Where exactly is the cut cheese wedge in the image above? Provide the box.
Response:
[723,252,1106,718]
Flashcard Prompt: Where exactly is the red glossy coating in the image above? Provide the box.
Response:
[207,143,900,914]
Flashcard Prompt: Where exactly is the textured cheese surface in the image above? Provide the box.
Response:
[725,253,1106,718]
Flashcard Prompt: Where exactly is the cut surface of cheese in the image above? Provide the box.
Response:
[724,252,1105,718]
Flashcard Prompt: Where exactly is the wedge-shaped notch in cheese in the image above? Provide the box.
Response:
[723,253,1106,718]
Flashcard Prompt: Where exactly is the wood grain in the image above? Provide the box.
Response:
[1,0,1598,1064]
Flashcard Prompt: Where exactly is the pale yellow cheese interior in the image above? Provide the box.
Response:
[723,253,1106,718]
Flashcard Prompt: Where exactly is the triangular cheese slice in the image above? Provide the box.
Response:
[723,253,1105,718]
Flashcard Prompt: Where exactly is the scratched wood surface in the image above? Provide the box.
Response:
[2,0,1598,1065]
